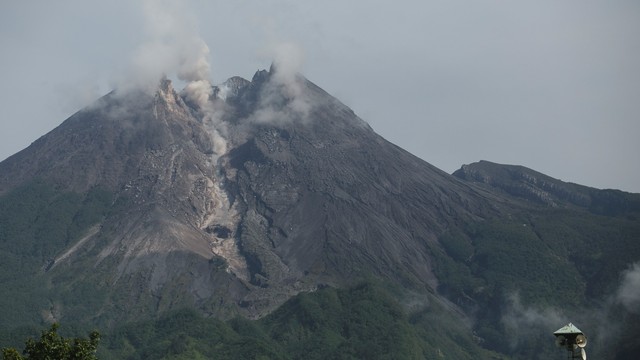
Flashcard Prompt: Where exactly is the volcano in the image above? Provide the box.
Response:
[0,68,495,317]
[1,67,639,358]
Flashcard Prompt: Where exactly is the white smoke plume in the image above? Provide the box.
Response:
[272,41,311,116]
[501,292,567,349]
[502,293,566,330]
[115,4,319,153]
[249,41,313,125]
[616,262,640,314]
[271,42,305,88]
[113,0,208,93]
[114,0,227,156]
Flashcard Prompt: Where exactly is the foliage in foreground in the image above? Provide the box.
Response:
[1,323,99,360]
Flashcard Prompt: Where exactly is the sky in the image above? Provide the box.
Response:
[1,0,639,192]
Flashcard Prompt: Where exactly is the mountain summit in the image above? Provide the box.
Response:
[1,67,639,358]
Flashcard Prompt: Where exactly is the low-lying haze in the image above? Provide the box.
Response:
[1,0,639,192]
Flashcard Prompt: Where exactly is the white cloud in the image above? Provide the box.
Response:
[116,0,212,95]
[617,262,640,314]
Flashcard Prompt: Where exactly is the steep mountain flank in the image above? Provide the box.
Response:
[217,70,510,303]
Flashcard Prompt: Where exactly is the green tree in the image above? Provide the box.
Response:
[1,323,100,360]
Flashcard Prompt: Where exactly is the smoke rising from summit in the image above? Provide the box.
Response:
[117,1,318,156]
[270,42,311,117]
[244,41,315,126]
[117,0,230,156]
[119,0,212,99]
[270,42,305,88]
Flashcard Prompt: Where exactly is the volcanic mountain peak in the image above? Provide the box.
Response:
[154,77,192,118]
[215,76,251,101]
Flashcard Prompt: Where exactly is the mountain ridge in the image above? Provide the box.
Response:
[453,160,640,215]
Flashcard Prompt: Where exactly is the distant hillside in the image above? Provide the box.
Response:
[453,160,640,215]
